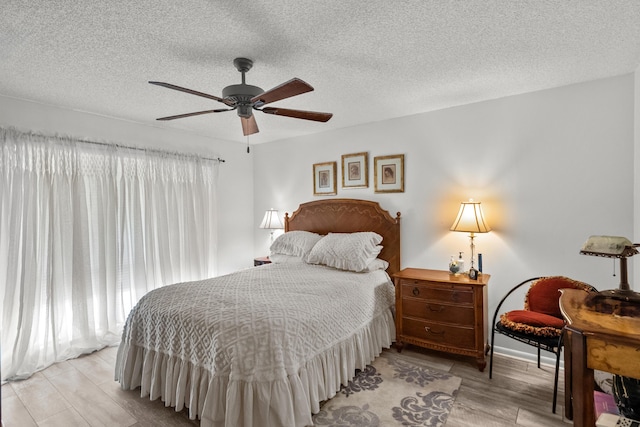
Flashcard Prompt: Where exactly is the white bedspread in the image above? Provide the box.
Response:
[115,262,396,427]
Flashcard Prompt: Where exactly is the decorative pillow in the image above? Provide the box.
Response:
[306,232,383,272]
[361,258,389,272]
[526,276,588,318]
[269,230,323,259]
[268,254,304,264]
[499,310,564,337]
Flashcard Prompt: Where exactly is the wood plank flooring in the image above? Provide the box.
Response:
[2,345,570,426]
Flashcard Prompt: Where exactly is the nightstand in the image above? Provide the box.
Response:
[393,268,490,371]
[254,256,272,266]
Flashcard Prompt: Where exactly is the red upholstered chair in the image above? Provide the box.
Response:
[489,276,597,413]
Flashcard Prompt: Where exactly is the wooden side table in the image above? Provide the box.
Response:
[393,268,490,371]
[560,289,640,427]
[254,256,272,266]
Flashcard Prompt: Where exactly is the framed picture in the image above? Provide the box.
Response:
[313,161,337,196]
[341,152,368,189]
[374,154,404,193]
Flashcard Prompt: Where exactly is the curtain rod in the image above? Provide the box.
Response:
[76,137,225,163]
[2,126,225,163]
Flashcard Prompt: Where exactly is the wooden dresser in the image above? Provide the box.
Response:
[393,268,490,371]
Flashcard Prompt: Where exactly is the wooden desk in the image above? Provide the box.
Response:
[560,289,640,427]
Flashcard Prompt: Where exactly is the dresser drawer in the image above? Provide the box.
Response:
[402,298,475,325]
[399,281,473,305]
[402,317,476,350]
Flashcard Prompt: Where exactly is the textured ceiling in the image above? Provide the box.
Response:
[2,1,640,147]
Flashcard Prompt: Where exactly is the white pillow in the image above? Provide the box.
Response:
[362,258,389,272]
[268,253,304,264]
[306,232,383,272]
[269,230,323,259]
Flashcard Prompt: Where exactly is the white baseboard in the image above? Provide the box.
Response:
[492,345,564,370]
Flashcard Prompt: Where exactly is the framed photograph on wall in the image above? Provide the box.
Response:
[341,152,368,189]
[374,154,404,193]
[313,161,337,196]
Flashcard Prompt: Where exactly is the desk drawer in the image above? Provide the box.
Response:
[402,298,475,325]
[402,317,475,349]
[400,281,473,304]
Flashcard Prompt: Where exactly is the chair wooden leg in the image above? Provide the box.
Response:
[537,345,541,369]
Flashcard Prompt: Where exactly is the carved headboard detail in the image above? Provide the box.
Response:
[285,198,401,276]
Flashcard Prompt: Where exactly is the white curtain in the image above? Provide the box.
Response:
[0,127,218,381]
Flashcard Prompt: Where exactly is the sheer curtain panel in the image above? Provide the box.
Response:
[0,127,219,381]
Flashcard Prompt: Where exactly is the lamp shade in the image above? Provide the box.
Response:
[259,209,283,230]
[450,201,491,234]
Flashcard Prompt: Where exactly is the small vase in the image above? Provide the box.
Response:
[449,256,460,274]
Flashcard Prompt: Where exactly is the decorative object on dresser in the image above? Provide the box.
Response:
[259,208,284,243]
[373,154,404,193]
[341,152,368,189]
[489,276,597,414]
[393,268,490,371]
[313,161,337,195]
[450,199,491,275]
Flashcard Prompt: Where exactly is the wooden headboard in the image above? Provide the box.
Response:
[284,199,401,276]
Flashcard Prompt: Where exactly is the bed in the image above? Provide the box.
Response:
[115,198,401,427]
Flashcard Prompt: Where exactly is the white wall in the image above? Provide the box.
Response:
[253,74,635,360]
[0,95,255,275]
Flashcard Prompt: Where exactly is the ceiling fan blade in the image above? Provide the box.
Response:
[261,107,333,122]
[149,81,235,106]
[156,108,232,121]
[251,78,313,106]
[241,115,259,136]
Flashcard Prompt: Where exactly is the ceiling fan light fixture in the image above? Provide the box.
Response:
[237,104,253,118]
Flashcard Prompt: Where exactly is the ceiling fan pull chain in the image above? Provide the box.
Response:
[246,136,250,153]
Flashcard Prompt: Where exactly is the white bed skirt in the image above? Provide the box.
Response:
[115,308,396,427]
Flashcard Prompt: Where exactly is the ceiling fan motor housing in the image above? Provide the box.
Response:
[222,83,263,117]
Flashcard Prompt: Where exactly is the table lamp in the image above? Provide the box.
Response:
[260,208,283,243]
[580,235,640,310]
[450,199,491,273]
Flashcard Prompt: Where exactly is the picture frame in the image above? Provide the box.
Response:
[341,152,368,189]
[313,161,337,196]
[374,154,404,193]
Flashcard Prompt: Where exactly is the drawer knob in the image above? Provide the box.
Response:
[427,304,444,312]
[424,326,445,336]
[412,287,420,296]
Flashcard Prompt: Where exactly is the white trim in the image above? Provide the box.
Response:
[493,345,564,369]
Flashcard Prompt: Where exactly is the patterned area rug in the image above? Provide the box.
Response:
[312,349,461,426]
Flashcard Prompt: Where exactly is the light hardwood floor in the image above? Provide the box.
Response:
[2,345,570,426]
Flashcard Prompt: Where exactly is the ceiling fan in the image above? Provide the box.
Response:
[149,57,333,136]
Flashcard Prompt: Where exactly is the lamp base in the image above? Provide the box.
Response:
[585,289,640,316]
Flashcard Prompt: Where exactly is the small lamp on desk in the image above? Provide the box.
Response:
[260,208,284,244]
[450,199,491,277]
[579,235,640,309]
